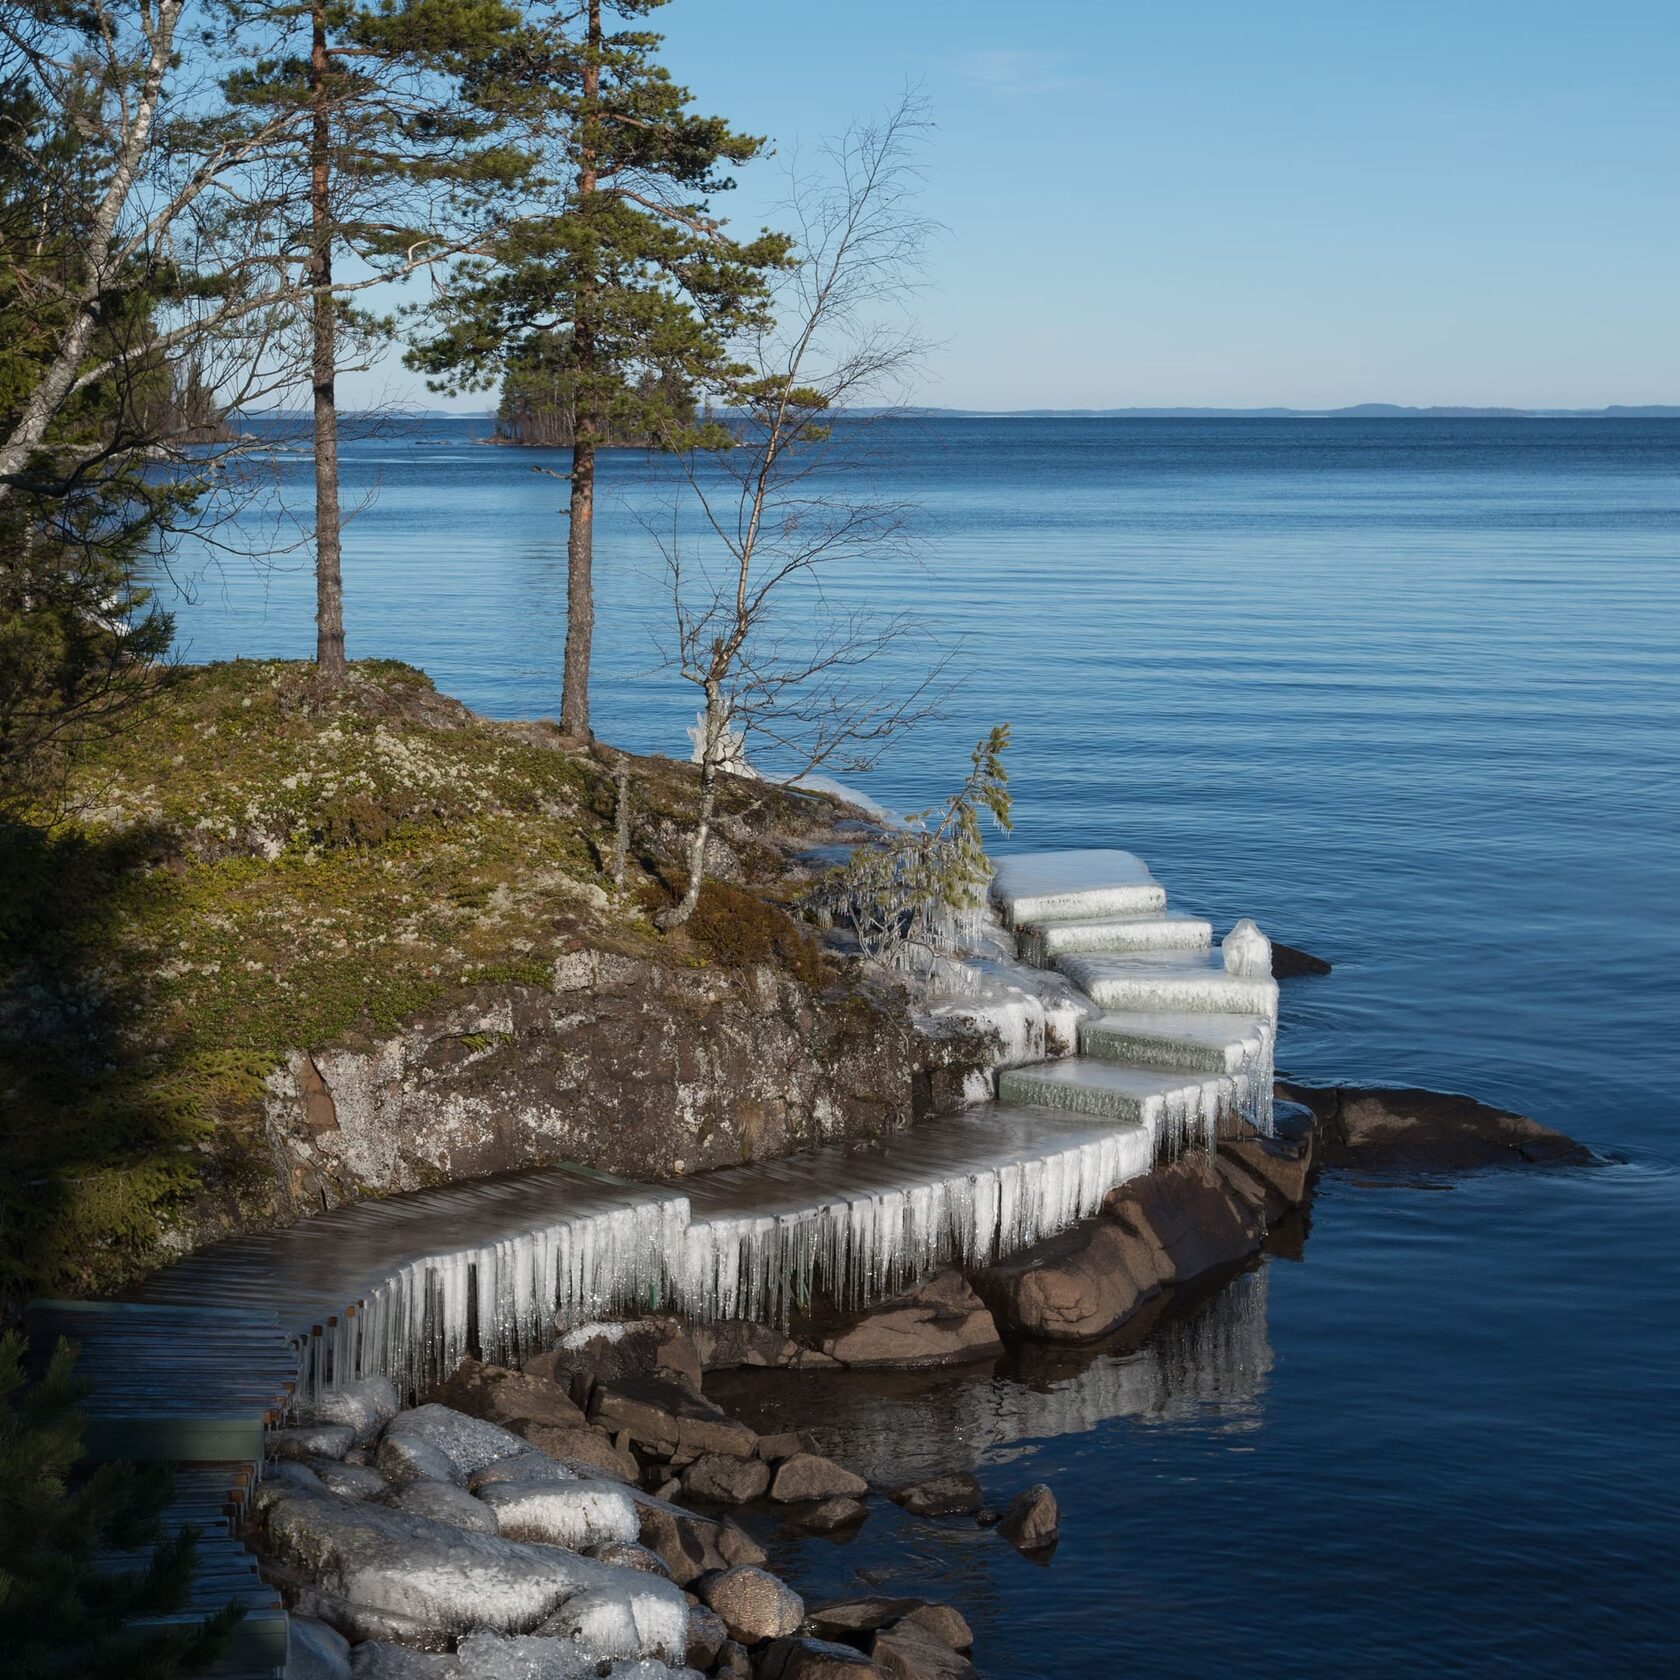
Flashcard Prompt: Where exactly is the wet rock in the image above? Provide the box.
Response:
[1270,941,1332,978]
[1281,1081,1592,1171]
[815,1271,1002,1369]
[756,1430,821,1464]
[897,1605,973,1652]
[635,1493,767,1587]
[273,1423,357,1463]
[715,1639,752,1678]
[257,1482,683,1648]
[769,1452,868,1503]
[590,1375,757,1461]
[783,1496,868,1534]
[804,1598,922,1641]
[973,1218,1161,1342]
[435,1359,588,1432]
[1103,1155,1265,1286]
[297,1376,400,1447]
[887,1473,983,1518]
[512,1421,640,1484]
[309,1458,391,1500]
[1218,1131,1315,1217]
[996,1483,1058,1553]
[528,1318,704,1397]
[683,1452,770,1504]
[287,1613,352,1680]
[700,1564,804,1643]
[685,1603,729,1669]
[759,1636,883,1678]
[384,1405,532,1483]
[685,1319,801,1372]
[585,1539,669,1577]
[388,1479,500,1534]
[474,1476,641,1548]
[870,1624,976,1680]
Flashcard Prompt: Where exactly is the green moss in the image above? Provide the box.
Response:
[1,657,847,1305]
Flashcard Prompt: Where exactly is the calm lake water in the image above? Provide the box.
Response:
[160,417,1680,1677]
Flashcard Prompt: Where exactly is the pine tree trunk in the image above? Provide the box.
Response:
[310,5,346,680]
[559,0,602,738]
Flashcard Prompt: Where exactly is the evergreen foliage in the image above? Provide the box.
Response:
[0,1332,239,1679]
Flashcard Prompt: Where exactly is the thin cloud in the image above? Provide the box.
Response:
[956,49,1102,100]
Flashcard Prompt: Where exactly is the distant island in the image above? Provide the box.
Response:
[887,403,1680,419]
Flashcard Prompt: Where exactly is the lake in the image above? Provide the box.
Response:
[159,416,1680,1676]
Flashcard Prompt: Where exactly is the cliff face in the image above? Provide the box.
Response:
[263,952,936,1215]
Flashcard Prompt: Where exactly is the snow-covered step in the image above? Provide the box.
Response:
[1019,911,1212,964]
[998,1059,1242,1156]
[1057,948,1279,1018]
[1080,1010,1272,1075]
[991,849,1167,928]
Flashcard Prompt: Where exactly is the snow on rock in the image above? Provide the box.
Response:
[255,1484,678,1648]
[297,1376,400,1446]
[474,1477,641,1549]
[390,1479,502,1534]
[468,1451,581,1491]
[1221,918,1272,979]
[385,1405,532,1482]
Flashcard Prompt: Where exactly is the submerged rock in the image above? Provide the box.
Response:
[887,1474,983,1518]
[996,1483,1058,1554]
[1282,1081,1591,1171]
[1270,941,1332,978]
[782,1495,868,1534]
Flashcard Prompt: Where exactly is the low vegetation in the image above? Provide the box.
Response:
[0,659,851,1306]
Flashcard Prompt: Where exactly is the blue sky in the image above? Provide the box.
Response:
[361,0,1680,412]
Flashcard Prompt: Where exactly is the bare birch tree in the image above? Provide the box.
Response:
[655,97,948,931]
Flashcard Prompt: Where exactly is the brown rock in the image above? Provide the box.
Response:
[685,1603,728,1669]
[1103,1154,1265,1285]
[996,1483,1058,1553]
[589,1374,758,1460]
[759,1636,884,1678]
[1219,1131,1314,1216]
[898,1604,973,1652]
[756,1430,821,1463]
[635,1494,766,1587]
[782,1496,868,1533]
[1271,941,1332,978]
[805,1598,923,1641]
[816,1270,1002,1369]
[715,1640,753,1679]
[584,1538,669,1576]
[1280,1081,1591,1171]
[700,1565,804,1643]
[510,1420,639,1484]
[887,1473,983,1517]
[871,1623,977,1680]
[769,1452,868,1503]
[686,1319,802,1372]
[683,1452,771,1505]
[528,1318,704,1396]
[972,1218,1160,1342]
[434,1360,588,1434]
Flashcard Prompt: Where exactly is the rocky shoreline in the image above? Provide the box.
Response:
[262,1082,1584,1679]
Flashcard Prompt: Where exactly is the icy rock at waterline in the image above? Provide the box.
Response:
[1221,918,1273,979]
[673,1110,1153,1325]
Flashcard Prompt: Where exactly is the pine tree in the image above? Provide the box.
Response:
[0,1333,240,1678]
[410,0,790,737]
[218,0,528,678]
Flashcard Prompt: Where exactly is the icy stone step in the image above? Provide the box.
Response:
[1019,911,1212,964]
[1080,1011,1273,1075]
[1057,949,1279,1018]
[991,849,1166,928]
[997,1059,1242,1156]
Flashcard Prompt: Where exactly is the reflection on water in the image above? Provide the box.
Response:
[712,1267,1275,1483]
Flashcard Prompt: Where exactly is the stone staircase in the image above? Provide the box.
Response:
[991,849,1278,1158]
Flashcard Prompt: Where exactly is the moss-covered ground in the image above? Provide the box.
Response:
[0,659,836,1305]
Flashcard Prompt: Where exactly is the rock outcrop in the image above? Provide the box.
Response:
[812,1270,1003,1369]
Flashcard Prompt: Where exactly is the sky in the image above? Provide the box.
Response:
[350,0,1680,413]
